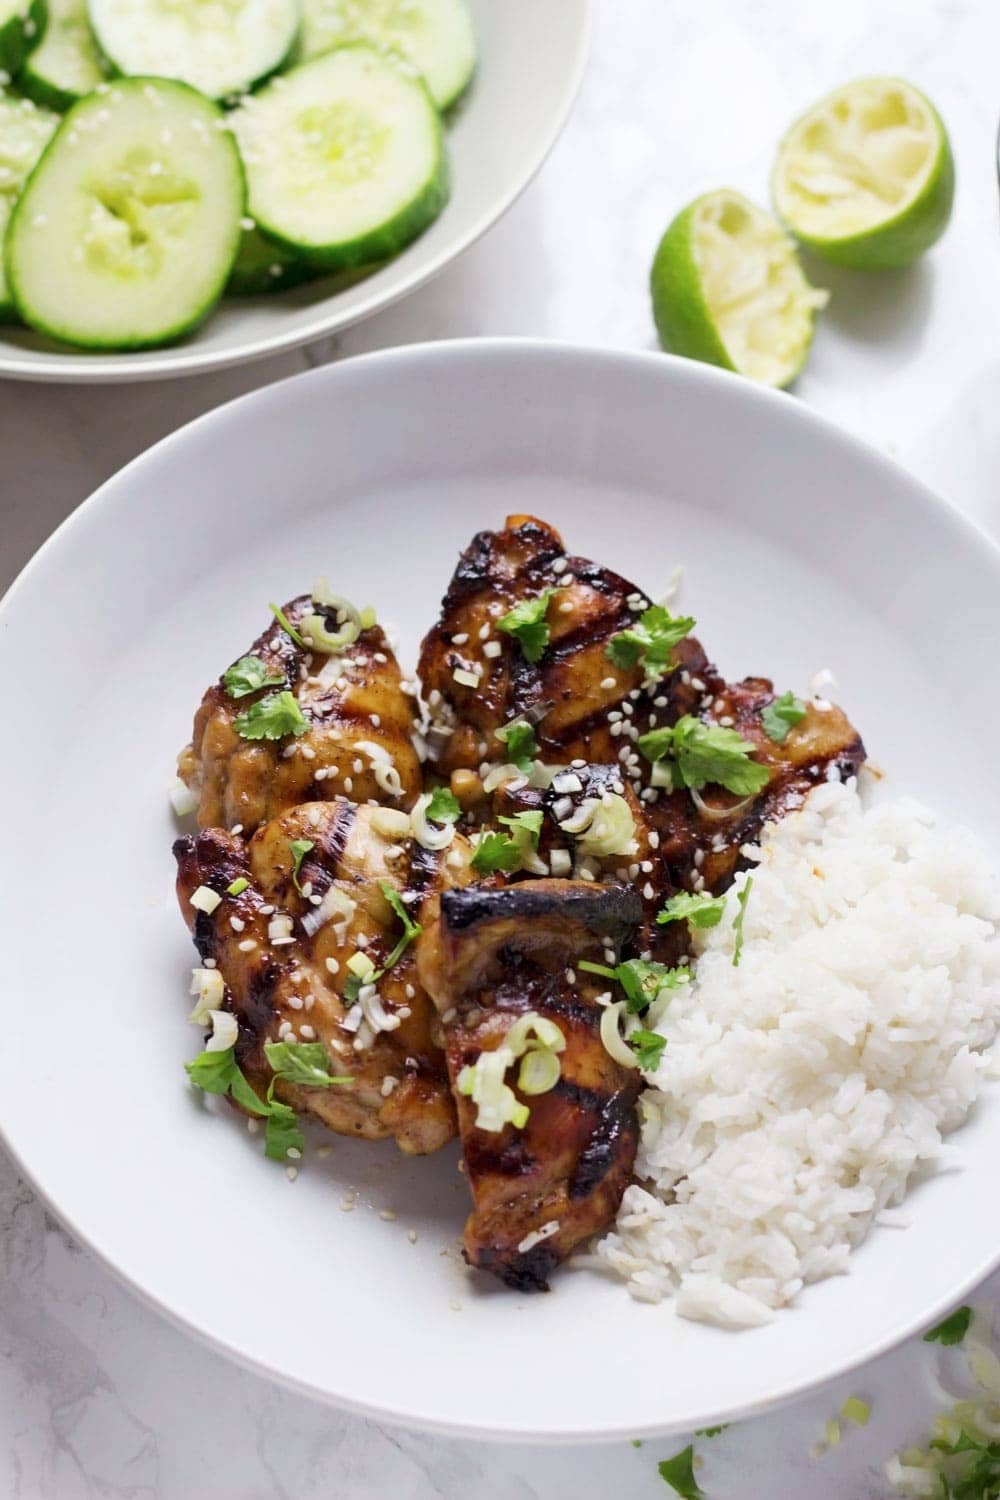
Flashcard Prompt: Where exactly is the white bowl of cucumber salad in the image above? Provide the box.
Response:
[0,0,590,381]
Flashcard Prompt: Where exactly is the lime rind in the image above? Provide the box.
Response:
[772,77,954,270]
[651,189,827,389]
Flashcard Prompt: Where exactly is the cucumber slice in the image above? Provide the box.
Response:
[7,78,244,348]
[231,45,448,270]
[0,0,46,76]
[297,0,475,110]
[0,94,57,318]
[226,225,317,294]
[86,0,299,100]
[19,0,104,111]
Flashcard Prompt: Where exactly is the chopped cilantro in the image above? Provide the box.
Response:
[657,891,726,930]
[630,1030,667,1070]
[497,590,555,664]
[924,1306,973,1345]
[234,690,308,741]
[658,1444,704,1499]
[671,716,770,795]
[761,690,807,744]
[343,973,364,1004]
[426,787,461,824]
[471,830,523,874]
[226,877,249,896]
[264,1041,352,1090]
[606,606,696,675]
[379,881,422,969]
[185,1046,269,1116]
[579,958,689,1014]
[223,655,285,699]
[268,602,306,647]
[497,718,539,772]
[264,1098,304,1161]
[499,810,543,842]
[289,839,314,895]
[732,878,753,968]
[638,717,768,797]
[695,1426,728,1438]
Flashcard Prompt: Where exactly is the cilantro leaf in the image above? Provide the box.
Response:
[671,716,770,796]
[471,831,523,873]
[497,590,555,664]
[289,839,314,895]
[184,1048,236,1096]
[234,690,308,742]
[497,718,539,772]
[579,958,688,1014]
[426,787,461,824]
[264,1041,352,1090]
[924,1306,973,1345]
[264,1098,304,1161]
[185,1046,269,1116]
[268,602,306,647]
[658,1444,704,1499]
[637,727,674,763]
[630,1030,667,1071]
[499,810,543,842]
[379,881,422,969]
[657,891,726,930]
[606,606,696,675]
[695,1426,728,1438]
[224,655,285,699]
[732,878,753,968]
[761,690,807,745]
[343,973,364,1004]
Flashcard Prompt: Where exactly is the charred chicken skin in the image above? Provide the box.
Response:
[175,801,472,1154]
[178,594,422,835]
[418,879,643,1291]
[420,514,865,897]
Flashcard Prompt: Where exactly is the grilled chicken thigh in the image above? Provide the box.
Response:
[418,879,643,1290]
[175,801,471,1154]
[178,594,422,835]
[421,514,865,898]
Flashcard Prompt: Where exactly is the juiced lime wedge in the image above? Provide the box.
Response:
[772,77,954,269]
[650,189,828,388]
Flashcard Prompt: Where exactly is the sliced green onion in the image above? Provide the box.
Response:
[506,1012,566,1056]
[841,1397,870,1427]
[599,1000,638,1069]
[457,1047,529,1132]
[518,1047,561,1095]
[190,885,222,915]
[559,793,636,857]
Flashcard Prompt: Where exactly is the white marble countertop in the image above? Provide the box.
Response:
[3,0,999,1494]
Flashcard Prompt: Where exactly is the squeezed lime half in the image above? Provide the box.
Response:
[772,77,954,269]
[650,189,828,388]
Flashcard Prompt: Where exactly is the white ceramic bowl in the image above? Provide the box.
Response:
[2,341,999,1440]
[0,2,589,383]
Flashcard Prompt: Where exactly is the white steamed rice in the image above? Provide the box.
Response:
[597,780,1000,1327]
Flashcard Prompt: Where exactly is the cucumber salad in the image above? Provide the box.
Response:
[0,0,475,349]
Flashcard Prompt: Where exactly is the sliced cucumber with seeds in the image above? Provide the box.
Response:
[19,0,104,111]
[297,0,475,110]
[231,44,448,270]
[0,94,58,318]
[0,0,47,76]
[7,77,243,348]
[86,0,300,100]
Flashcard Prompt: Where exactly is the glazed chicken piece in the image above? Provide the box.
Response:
[178,594,422,835]
[174,801,473,1154]
[418,513,670,774]
[491,764,686,967]
[420,512,864,898]
[649,675,866,895]
[418,879,643,1290]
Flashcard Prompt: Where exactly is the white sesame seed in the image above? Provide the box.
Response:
[641,860,653,874]
[287,1146,302,1160]
[643,881,655,900]
[565,968,575,983]
[451,632,469,645]
[344,777,353,793]
[558,601,574,614]
[300,1024,316,1040]
[247,1118,259,1135]
[373,652,388,664]
[231,823,244,835]
[379,1208,398,1221]
[287,994,303,1010]
[600,676,617,690]
[483,641,502,658]
[317,1144,332,1158]
[649,830,660,849]
[478,623,491,640]
[407,1229,418,1243]
[286,1165,299,1181]
[238,938,257,952]
[552,557,568,574]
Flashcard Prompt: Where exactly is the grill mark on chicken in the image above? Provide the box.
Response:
[417,879,643,1290]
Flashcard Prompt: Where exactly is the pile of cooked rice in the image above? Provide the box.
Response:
[598,780,1000,1327]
